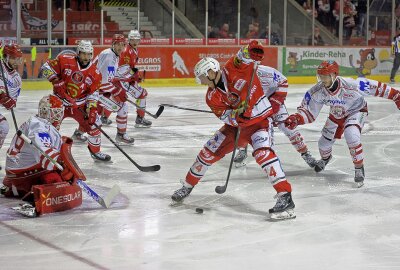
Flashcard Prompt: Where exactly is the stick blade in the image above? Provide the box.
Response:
[103,184,121,208]
[155,106,164,118]
[139,164,161,172]
[215,185,227,194]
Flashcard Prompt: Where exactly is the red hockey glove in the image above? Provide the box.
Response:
[284,113,304,130]
[112,87,127,103]
[132,68,143,83]
[248,40,264,61]
[391,90,400,110]
[52,80,67,98]
[86,102,98,125]
[269,93,285,114]
[0,92,16,110]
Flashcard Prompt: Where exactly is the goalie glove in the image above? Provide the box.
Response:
[284,113,305,130]
[0,91,16,110]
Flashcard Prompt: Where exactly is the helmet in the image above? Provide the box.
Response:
[194,57,220,84]
[2,44,23,58]
[317,60,339,76]
[76,40,93,55]
[128,30,141,40]
[38,94,64,129]
[236,40,264,64]
[112,34,126,44]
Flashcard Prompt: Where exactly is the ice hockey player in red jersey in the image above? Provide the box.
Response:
[41,40,111,162]
[285,60,400,187]
[94,34,135,144]
[0,44,23,161]
[0,94,84,217]
[232,41,317,168]
[119,29,152,128]
[171,57,296,220]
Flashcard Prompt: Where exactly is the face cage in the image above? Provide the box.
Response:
[6,55,23,66]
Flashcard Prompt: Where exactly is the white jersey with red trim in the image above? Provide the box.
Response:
[257,65,288,98]
[6,115,62,173]
[0,60,21,102]
[93,48,119,94]
[297,76,396,122]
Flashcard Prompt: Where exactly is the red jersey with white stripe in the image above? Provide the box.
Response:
[6,116,63,174]
[93,48,120,94]
[206,58,273,127]
[41,54,101,106]
[119,44,139,69]
[296,77,397,123]
[0,60,21,103]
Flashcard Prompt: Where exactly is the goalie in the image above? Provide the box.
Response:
[0,95,85,217]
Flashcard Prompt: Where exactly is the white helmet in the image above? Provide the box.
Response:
[76,40,93,55]
[38,94,64,129]
[128,30,141,40]
[194,57,220,84]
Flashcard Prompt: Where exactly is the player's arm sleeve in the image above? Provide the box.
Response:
[358,78,400,100]
[41,57,61,82]
[275,71,288,100]
[296,88,324,124]
[206,90,238,126]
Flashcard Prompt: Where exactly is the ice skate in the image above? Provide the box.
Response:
[0,185,8,196]
[115,132,135,145]
[71,129,87,143]
[135,116,152,128]
[89,148,112,162]
[301,151,317,168]
[11,203,37,218]
[314,155,332,172]
[354,166,365,188]
[234,148,248,168]
[100,116,112,126]
[171,184,193,203]
[269,192,296,220]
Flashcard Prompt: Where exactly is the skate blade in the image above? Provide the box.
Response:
[269,209,296,221]
[134,124,152,128]
[234,161,247,168]
[11,206,37,218]
[355,181,364,188]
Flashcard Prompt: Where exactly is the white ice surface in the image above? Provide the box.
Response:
[1,85,400,270]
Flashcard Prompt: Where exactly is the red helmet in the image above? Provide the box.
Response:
[112,34,125,44]
[248,40,264,61]
[317,60,339,76]
[2,44,23,58]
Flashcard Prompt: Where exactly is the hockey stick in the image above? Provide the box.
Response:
[127,99,164,119]
[79,108,160,172]
[160,103,213,113]
[16,130,120,208]
[215,62,258,194]
[0,60,18,131]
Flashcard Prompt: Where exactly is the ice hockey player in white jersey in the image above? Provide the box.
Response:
[285,60,400,187]
[1,94,84,217]
[94,34,135,145]
[232,41,317,168]
[0,44,23,163]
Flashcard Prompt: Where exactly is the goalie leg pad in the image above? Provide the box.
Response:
[33,182,82,215]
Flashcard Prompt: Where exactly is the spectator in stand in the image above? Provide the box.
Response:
[308,27,325,46]
[259,25,282,45]
[219,23,233,38]
[78,0,90,11]
[317,0,331,27]
[303,0,318,17]
[356,0,367,37]
[208,25,218,38]
[246,23,259,39]
[55,0,71,11]
[343,0,357,40]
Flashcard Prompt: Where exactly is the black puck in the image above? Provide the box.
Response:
[195,208,204,214]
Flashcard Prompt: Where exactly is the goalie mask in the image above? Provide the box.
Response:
[317,60,339,93]
[38,94,64,130]
[194,57,220,85]
[2,43,23,70]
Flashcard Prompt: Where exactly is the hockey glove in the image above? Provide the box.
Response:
[86,102,98,125]
[131,68,143,83]
[0,92,16,110]
[112,87,127,103]
[392,90,400,110]
[285,113,304,130]
[52,80,77,108]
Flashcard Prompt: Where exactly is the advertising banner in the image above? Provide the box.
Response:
[17,46,278,80]
[283,47,393,77]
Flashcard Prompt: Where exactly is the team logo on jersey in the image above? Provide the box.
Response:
[227,92,240,106]
[71,71,84,84]
[358,80,370,92]
[38,132,52,147]
[331,106,345,118]
[107,66,115,77]
[304,92,312,105]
